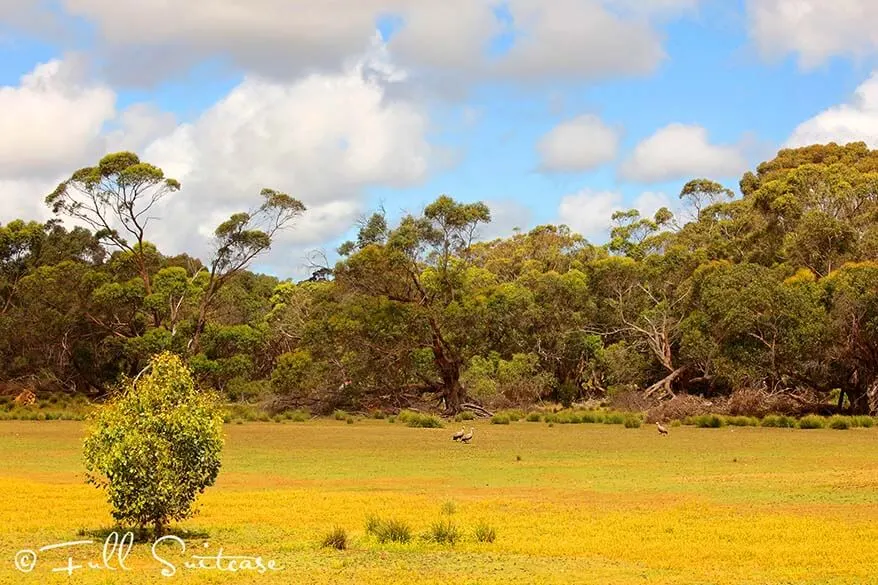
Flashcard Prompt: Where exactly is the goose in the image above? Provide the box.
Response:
[460,427,474,443]
[452,428,465,441]
[656,421,669,435]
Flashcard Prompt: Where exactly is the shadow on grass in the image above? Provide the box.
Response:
[77,526,211,543]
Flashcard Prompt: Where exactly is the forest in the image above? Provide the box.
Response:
[1,142,877,418]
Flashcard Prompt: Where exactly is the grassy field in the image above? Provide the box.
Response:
[2,420,878,584]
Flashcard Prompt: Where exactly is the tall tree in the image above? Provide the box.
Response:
[46,152,180,298]
[189,188,306,353]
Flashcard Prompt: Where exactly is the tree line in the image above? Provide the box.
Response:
[1,143,877,416]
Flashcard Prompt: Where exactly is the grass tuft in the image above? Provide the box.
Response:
[490,414,510,425]
[473,522,497,543]
[320,527,348,550]
[798,415,825,429]
[424,518,460,545]
[623,414,642,428]
[828,415,851,430]
[526,412,542,422]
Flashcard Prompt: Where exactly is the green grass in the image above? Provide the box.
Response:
[2,421,878,583]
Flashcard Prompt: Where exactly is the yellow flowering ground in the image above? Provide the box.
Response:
[2,420,878,584]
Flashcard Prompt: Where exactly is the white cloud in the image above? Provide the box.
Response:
[620,123,747,183]
[558,190,673,242]
[747,0,878,68]
[537,114,621,172]
[139,44,433,271]
[477,199,534,241]
[786,72,878,148]
[0,44,435,279]
[56,0,681,85]
[0,56,116,179]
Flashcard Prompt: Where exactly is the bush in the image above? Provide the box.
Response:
[761,414,796,428]
[526,412,542,422]
[798,415,825,429]
[828,416,851,430]
[333,410,348,421]
[623,414,642,428]
[425,518,460,545]
[459,411,475,421]
[404,412,444,428]
[372,518,412,543]
[852,416,875,428]
[726,416,759,427]
[603,412,626,425]
[491,415,510,425]
[693,414,726,428]
[82,352,224,535]
[474,522,497,543]
[321,527,348,550]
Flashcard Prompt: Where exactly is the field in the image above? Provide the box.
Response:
[2,420,878,584]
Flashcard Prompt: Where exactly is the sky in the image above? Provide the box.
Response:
[2,0,878,278]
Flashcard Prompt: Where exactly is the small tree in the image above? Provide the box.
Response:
[83,352,224,536]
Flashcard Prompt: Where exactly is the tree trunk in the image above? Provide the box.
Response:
[153,518,166,538]
[644,366,687,401]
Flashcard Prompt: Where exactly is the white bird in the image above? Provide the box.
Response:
[460,427,474,443]
[452,428,465,441]
[656,421,669,435]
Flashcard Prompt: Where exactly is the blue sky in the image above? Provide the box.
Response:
[2,0,878,277]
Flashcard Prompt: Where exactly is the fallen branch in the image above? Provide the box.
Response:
[461,402,493,418]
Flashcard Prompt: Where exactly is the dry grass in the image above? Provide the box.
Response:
[1,420,878,583]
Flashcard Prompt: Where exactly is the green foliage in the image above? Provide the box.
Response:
[526,412,542,422]
[828,416,852,430]
[761,415,797,428]
[491,414,511,425]
[623,414,642,428]
[424,518,461,545]
[368,518,412,544]
[691,414,726,428]
[82,352,224,533]
[798,415,826,429]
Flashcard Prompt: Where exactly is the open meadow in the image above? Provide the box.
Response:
[1,419,878,584]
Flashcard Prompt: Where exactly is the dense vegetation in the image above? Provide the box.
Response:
[2,143,878,417]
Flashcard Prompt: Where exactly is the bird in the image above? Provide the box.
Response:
[656,421,669,435]
[460,428,474,444]
[451,428,465,441]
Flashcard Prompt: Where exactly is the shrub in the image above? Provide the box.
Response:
[373,519,412,543]
[623,414,642,428]
[543,413,558,424]
[387,416,396,423]
[459,411,475,421]
[761,414,796,428]
[425,518,460,545]
[853,416,875,428]
[473,522,497,543]
[83,352,224,535]
[321,527,348,550]
[333,410,347,421]
[491,414,510,425]
[828,416,851,430]
[693,414,726,428]
[405,413,444,428]
[526,412,542,422]
[288,410,309,422]
[603,412,626,425]
[727,416,759,427]
[505,410,524,422]
[798,415,825,429]
[440,501,456,516]
[370,410,386,419]
[346,416,355,425]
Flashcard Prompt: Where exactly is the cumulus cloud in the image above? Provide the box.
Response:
[747,0,878,68]
[139,45,433,271]
[619,123,747,183]
[55,0,683,86]
[477,199,534,241]
[786,72,878,148]
[557,189,673,242]
[0,55,115,179]
[0,44,435,279]
[537,114,621,172]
